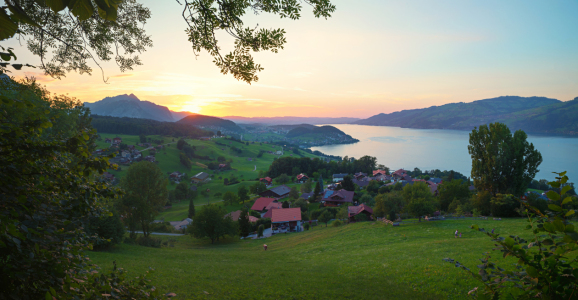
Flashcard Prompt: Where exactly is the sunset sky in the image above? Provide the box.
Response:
[7,0,578,118]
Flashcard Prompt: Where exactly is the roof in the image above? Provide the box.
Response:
[392,169,407,176]
[348,204,374,217]
[272,208,302,223]
[251,197,276,211]
[429,177,443,184]
[192,172,210,180]
[323,190,354,203]
[296,174,308,180]
[332,173,348,179]
[352,179,370,187]
[265,185,291,197]
[265,201,283,211]
[262,207,277,219]
[260,177,272,182]
[373,170,388,176]
[300,192,314,199]
[225,210,259,222]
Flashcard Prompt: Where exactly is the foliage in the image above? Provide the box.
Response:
[294,199,308,212]
[223,191,239,205]
[388,210,397,222]
[189,204,235,244]
[117,161,168,238]
[304,223,310,230]
[301,179,313,193]
[318,210,332,227]
[312,177,322,203]
[135,236,162,248]
[282,201,290,209]
[469,123,542,197]
[341,175,356,191]
[374,192,404,218]
[250,181,268,195]
[445,171,578,300]
[91,115,214,137]
[472,190,493,216]
[252,218,271,232]
[275,173,291,184]
[332,219,343,227]
[188,193,197,218]
[354,213,369,222]
[360,194,375,206]
[289,186,299,199]
[267,155,378,179]
[257,225,264,238]
[402,182,436,222]
[86,212,126,249]
[438,179,471,211]
[490,194,520,218]
[238,208,251,238]
[237,185,249,204]
[175,181,190,201]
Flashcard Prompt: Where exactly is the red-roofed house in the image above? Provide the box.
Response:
[112,137,122,145]
[348,204,374,222]
[373,170,388,176]
[271,208,302,233]
[251,197,276,212]
[322,190,354,207]
[260,177,272,185]
[296,173,309,183]
[265,200,283,211]
[392,169,407,180]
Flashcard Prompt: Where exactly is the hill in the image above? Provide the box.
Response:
[224,116,360,125]
[177,114,243,133]
[90,115,213,137]
[84,94,176,122]
[498,97,578,135]
[286,125,348,138]
[354,96,562,130]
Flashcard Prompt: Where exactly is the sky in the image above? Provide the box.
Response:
[6,0,578,118]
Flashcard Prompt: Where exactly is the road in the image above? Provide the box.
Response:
[134,231,185,236]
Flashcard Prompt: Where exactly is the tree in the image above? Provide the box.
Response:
[374,192,404,218]
[175,181,190,201]
[294,199,308,212]
[490,194,520,218]
[282,201,290,209]
[139,134,147,143]
[188,191,198,218]
[238,208,251,238]
[438,179,471,211]
[445,171,578,300]
[471,190,492,216]
[257,224,264,238]
[341,175,356,191]
[469,123,543,197]
[190,204,235,244]
[0,1,335,84]
[223,191,238,206]
[402,182,436,222]
[289,186,299,199]
[86,210,126,250]
[275,173,290,184]
[388,210,397,222]
[354,213,369,222]
[238,185,249,204]
[301,179,313,193]
[318,210,332,227]
[312,178,322,203]
[217,130,222,136]
[360,194,375,206]
[250,181,267,195]
[117,161,168,238]
[177,138,187,150]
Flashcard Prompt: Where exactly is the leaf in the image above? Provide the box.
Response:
[0,9,18,40]
[504,237,515,247]
[565,223,575,233]
[546,191,560,202]
[566,210,575,217]
[45,292,52,300]
[45,0,71,12]
[553,220,565,232]
[561,185,572,196]
[548,204,562,212]
[526,266,539,277]
[69,0,95,21]
[561,197,573,205]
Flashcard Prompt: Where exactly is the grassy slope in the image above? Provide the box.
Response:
[89,218,528,299]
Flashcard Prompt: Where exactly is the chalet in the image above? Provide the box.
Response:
[224,210,259,222]
[112,137,122,145]
[259,185,291,199]
[332,173,348,182]
[199,137,212,141]
[271,208,302,233]
[352,178,370,188]
[191,172,211,184]
[348,204,374,222]
[392,169,408,180]
[274,150,283,155]
[121,150,131,159]
[169,172,185,181]
[373,170,388,176]
[105,138,111,143]
[354,172,367,180]
[299,192,315,200]
[321,190,354,207]
[296,173,309,183]
[145,155,155,163]
[375,174,392,182]
[260,177,273,185]
[251,197,276,212]
[429,177,443,185]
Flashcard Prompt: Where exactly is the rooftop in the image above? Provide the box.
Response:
[272,208,302,223]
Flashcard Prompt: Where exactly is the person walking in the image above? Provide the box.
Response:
[455,230,458,238]
[491,228,495,234]
[263,244,268,251]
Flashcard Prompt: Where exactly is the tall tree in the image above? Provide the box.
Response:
[312,177,322,202]
[118,161,168,238]
[188,191,198,218]
[238,208,251,238]
[402,182,436,222]
[0,1,335,84]
[289,186,299,199]
[238,185,249,204]
[437,179,471,211]
[469,123,542,196]
[301,178,313,193]
[250,181,267,195]
[175,181,190,201]
[223,191,238,206]
[318,210,332,227]
[341,175,356,192]
[190,204,235,244]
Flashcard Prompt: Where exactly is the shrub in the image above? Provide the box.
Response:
[304,223,310,230]
[354,213,369,222]
[332,219,343,227]
[86,211,125,249]
[135,236,162,248]
[257,225,264,238]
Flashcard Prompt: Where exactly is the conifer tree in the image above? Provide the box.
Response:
[238,208,251,238]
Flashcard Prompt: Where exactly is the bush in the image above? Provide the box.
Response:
[86,211,125,249]
[252,218,271,232]
[135,236,162,248]
[304,223,310,230]
[257,225,264,238]
[354,213,369,222]
[332,219,343,227]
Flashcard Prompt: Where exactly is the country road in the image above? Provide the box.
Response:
[134,231,184,236]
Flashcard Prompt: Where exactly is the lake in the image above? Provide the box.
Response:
[311,124,578,181]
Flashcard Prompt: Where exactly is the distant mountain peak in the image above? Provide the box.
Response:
[127,93,139,100]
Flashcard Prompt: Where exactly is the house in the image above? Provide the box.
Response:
[265,200,283,211]
[121,150,131,159]
[429,177,443,185]
[321,190,354,206]
[354,172,367,180]
[392,169,408,180]
[199,137,212,141]
[145,155,155,163]
[224,210,259,222]
[348,204,374,222]
[170,172,185,181]
[274,150,283,155]
[332,173,348,182]
[112,137,122,145]
[299,192,315,200]
[191,172,211,183]
[218,164,227,169]
[373,169,388,176]
[259,185,291,199]
[170,218,193,231]
[250,197,276,212]
[271,208,302,233]
[104,138,111,143]
[127,145,136,151]
[375,174,392,182]
[521,191,549,201]
[296,173,309,183]
[352,178,370,188]
[260,177,273,185]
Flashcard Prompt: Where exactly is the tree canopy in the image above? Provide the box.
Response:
[190,204,235,243]
[402,182,436,222]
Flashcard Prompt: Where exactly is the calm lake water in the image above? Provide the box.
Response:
[311,124,578,181]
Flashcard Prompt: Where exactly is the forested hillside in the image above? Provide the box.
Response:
[91,115,213,137]
[177,114,243,132]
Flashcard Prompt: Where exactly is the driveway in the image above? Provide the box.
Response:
[248,227,272,239]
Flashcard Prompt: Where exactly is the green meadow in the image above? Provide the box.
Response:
[89,218,529,299]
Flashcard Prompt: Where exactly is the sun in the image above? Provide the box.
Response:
[178,103,202,114]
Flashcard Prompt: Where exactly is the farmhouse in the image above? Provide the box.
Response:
[354,172,367,180]
[170,218,193,231]
[112,137,122,145]
[332,173,348,182]
[251,197,276,212]
[259,185,291,199]
[191,172,211,183]
[321,190,354,206]
[373,169,388,176]
[271,208,302,233]
[296,173,309,183]
[259,177,273,185]
[392,169,408,180]
[348,204,374,222]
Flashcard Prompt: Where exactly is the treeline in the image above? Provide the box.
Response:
[91,115,213,137]
[267,156,378,178]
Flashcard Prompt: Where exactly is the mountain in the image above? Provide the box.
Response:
[171,111,196,121]
[497,97,578,135]
[354,96,562,130]
[85,94,175,122]
[286,125,349,138]
[177,114,243,132]
[223,116,360,125]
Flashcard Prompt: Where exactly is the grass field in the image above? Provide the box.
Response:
[89,218,529,299]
